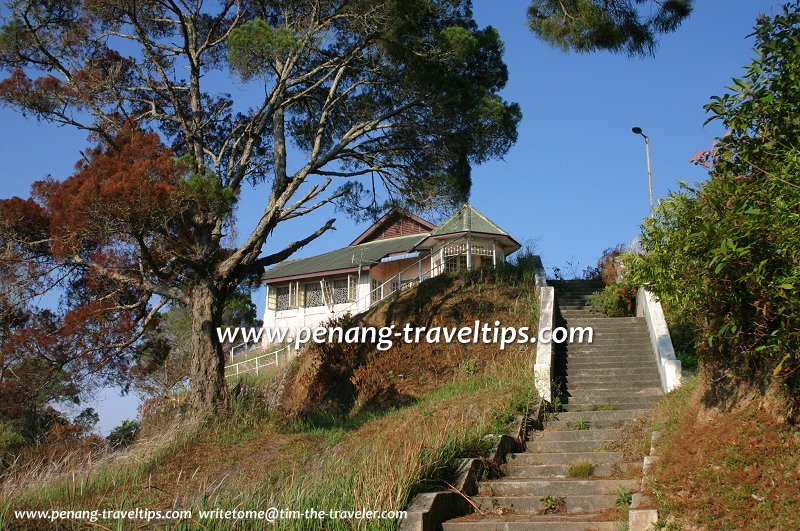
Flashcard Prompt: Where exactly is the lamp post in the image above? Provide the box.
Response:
[632,127,654,216]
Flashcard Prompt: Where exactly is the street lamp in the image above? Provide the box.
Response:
[632,127,654,216]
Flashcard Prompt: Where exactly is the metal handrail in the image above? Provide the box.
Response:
[339,234,472,314]
[224,345,293,378]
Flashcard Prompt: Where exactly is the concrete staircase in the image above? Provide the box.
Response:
[442,280,662,530]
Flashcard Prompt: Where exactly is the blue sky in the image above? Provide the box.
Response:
[0,0,783,433]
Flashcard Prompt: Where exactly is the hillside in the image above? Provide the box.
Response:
[0,268,539,530]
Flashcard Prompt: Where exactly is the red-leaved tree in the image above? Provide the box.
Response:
[0,0,521,413]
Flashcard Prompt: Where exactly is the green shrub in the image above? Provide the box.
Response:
[592,280,637,317]
[626,5,800,415]
[106,420,140,451]
[0,421,25,467]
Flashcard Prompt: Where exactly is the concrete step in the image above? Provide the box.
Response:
[563,319,643,326]
[564,361,656,370]
[546,418,638,430]
[564,375,658,382]
[566,339,652,346]
[472,494,618,513]
[577,330,650,336]
[547,410,652,424]
[564,386,661,395]
[564,367,658,377]
[443,514,622,530]
[504,461,641,479]
[565,355,654,362]
[565,387,662,397]
[526,439,618,453]
[561,391,663,411]
[563,374,658,383]
[560,400,659,412]
[508,451,623,466]
[477,478,639,497]
[562,377,662,387]
[566,325,646,331]
[533,428,625,442]
[565,348,652,355]
[563,356,654,365]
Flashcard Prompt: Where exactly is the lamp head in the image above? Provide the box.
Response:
[632,127,643,135]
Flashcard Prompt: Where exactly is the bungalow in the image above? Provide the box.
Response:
[261,204,521,334]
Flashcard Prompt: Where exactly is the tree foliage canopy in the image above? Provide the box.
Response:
[528,0,693,56]
[0,0,520,411]
[627,3,800,414]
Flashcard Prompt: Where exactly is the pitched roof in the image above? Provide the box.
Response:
[430,204,511,237]
[262,233,427,282]
[349,208,435,245]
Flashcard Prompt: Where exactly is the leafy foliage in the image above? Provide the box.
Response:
[106,420,140,451]
[627,4,800,413]
[0,0,520,412]
[592,279,637,317]
[131,288,260,398]
[527,0,693,56]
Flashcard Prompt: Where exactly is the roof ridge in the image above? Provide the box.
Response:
[467,204,508,235]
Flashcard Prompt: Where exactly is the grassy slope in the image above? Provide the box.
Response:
[649,376,800,529]
[1,270,538,530]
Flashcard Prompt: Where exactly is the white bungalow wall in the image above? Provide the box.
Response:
[261,273,371,343]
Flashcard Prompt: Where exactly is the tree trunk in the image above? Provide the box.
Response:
[189,281,228,413]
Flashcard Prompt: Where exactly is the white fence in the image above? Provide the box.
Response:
[224,344,296,379]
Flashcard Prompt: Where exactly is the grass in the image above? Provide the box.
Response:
[591,404,615,411]
[2,273,539,530]
[616,486,632,507]
[574,417,590,430]
[567,460,594,477]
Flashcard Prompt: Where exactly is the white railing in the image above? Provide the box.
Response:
[224,344,295,379]
[339,234,474,315]
[229,340,260,361]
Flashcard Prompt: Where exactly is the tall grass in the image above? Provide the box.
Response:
[195,347,533,530]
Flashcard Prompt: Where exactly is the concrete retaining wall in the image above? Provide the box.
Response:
[636,288,682,393]
[534,286,555,403]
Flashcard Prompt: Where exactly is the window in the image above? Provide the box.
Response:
[445,255,467,273]
[305,282,324,307]
[371,278,383,303]
[332,278,351,304]
[275,285,292,311]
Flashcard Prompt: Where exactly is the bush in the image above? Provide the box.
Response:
[0,421,25,467]
[592,280,637,317]
[107,420,140,451]
[597,244,627,285]
[627,5,800,416]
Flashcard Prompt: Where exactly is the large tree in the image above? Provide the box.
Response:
[0,0,520,413]
[528,0,693,56]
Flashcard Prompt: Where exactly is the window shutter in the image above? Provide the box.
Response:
[296,281,304,308]
[348,275,357,301]
[322,279,334,306]
[267,286,277,310]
